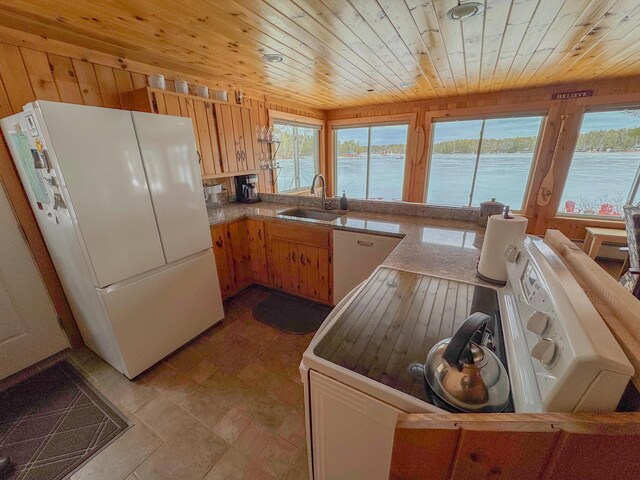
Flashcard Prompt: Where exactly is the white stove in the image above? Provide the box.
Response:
[299,235,633,480]
[502,236,633,412]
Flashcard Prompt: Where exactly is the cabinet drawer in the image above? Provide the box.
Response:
[266,221,331,249]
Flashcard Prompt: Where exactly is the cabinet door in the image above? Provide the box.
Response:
[267,237,296,292]
[210,225,236,299]
[247,219,269,284]
[216,104,238,173]
[184,98,205,176]
[192,100,218,176]
[231,106,246,171]
[205,103,223,174]
[282,242,300,295]
[301,246,331,303]
[240,108,256,171]
[228,220,252,290]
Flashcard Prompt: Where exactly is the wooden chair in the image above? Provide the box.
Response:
[620,205,640,299]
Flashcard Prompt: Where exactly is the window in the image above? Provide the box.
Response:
[426,115,544,209]
[559,108,640,218]
[335,124,409,201]
[274,122,320,192]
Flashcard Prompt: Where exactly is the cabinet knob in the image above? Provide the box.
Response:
[300,254,305,265]
[215,238,223,248]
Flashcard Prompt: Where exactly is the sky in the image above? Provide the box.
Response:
[336,109,640,145]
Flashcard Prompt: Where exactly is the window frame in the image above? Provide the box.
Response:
[268,110,324,195]
[273,122,320,193]
[556,104,640,220]
[424,112,547,211]
[329,113,417,202]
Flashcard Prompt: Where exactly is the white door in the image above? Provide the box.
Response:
[0,182,69,380]
[37,101,166,287]
[131,112,212,263]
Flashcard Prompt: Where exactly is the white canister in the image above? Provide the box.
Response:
[196,85,209,98]
[214,90,228,102]
[477,213,528,285]
[175,80,189,94]
[148,74,165,90]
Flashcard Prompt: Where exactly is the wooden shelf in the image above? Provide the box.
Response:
[145,87,251,109]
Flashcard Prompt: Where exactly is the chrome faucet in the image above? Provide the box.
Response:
[310,173,332,210]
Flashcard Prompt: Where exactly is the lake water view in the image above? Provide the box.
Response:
[279,151,640,213]
[277,110,640,216]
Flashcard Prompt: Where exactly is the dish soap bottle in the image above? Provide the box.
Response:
[340,190,348,211]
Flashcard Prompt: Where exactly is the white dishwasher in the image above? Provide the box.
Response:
[332,229,402,303]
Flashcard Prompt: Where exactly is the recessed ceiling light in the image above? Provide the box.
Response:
[447,2,484,21]
[399,81,415,88]
[262,53,284,63]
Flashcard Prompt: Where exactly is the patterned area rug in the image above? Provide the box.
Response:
[0,361,129,479]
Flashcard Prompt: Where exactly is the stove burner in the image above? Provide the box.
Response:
[313,268,514,413]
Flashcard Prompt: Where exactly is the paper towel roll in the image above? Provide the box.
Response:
[477,214,528,284]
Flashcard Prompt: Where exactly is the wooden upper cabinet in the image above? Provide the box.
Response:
[127,87,257,178]
[215,103,257,174]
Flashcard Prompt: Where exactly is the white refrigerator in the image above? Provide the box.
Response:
[1,101,224,378]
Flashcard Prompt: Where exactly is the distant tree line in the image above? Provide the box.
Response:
[331,127,640,157]
[336,139,406,155]
[431,127,640,154]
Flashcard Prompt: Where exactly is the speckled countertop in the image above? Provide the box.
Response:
[207,202,488,286]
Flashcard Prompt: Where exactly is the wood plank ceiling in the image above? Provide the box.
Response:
[0,0,639,109]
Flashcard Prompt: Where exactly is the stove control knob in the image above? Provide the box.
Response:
[531,338,557,368]
[526,311,550,336]
[505,245,520,263]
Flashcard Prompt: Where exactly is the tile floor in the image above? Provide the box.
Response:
[65,287,312,480]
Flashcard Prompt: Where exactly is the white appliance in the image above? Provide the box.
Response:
[1,101,224,378]
[332,230,401,303]
[300,235,633,480]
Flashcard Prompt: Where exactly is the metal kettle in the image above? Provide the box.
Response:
[424,312,510,413]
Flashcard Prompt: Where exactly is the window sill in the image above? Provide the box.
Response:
[552,214,624,225]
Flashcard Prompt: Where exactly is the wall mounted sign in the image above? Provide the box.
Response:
[551,89,593,100]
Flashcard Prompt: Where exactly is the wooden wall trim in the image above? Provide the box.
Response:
[268,109,325,126]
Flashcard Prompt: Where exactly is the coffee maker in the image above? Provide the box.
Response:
[235,174,260,204]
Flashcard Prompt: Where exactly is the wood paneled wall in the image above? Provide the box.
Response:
[0,32,323,347]
[326,77,640,238]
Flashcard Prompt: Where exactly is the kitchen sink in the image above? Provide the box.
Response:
[278,207,344,221]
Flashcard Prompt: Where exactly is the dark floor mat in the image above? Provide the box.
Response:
[252,290,332,334]
[0,361,129,480]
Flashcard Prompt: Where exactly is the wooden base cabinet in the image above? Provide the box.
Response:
[210,223,237,299]
[210,219,333,305]
[266,221,332,304]
[246,219,269,285]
